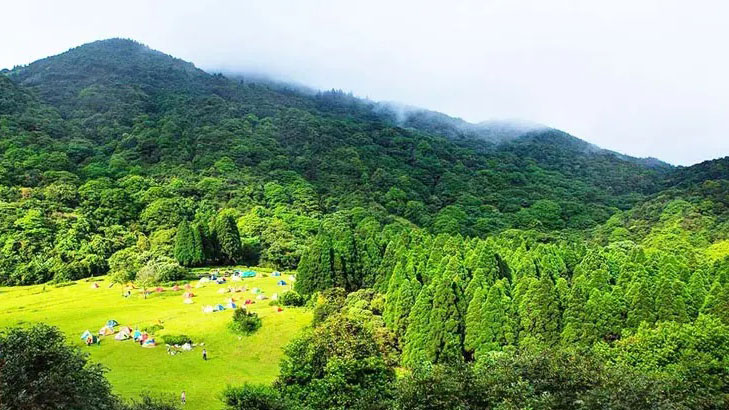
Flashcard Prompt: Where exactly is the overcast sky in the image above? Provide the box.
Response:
[2,0,728,165]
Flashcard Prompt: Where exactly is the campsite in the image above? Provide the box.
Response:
[0,267,310,410]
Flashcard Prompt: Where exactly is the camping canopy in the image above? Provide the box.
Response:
[98,326,114,336]
[106,319,118,327]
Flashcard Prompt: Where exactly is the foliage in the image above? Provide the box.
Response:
[0,323,118,410]
[279,290,305,307]
[229,308,262,335]
[222,384,288,410]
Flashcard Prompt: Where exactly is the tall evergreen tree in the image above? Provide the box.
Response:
[427,272,465,364]
[654,278,689,323]
[213,211,243,265]
[518,272,561,348]
[401,285,434,367]
[173,219,195,266]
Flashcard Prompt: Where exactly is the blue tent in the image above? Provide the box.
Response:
[106,319,118,327]
[80,330,92,340]
[272,271,281,277]
[277,280,287,286]
[215,304,225,311]
[241,271,256,278]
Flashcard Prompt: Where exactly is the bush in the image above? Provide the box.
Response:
[142,324,164,334]
[229,308,262,335]
[0,324,118,410]
[279,290,305,307]
[121,393,180,410]
[222,384,287,410]
[162,334,192,345]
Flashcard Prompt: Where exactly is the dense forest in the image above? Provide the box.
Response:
[2,39,729,409]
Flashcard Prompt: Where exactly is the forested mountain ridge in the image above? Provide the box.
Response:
[0,37,712,288]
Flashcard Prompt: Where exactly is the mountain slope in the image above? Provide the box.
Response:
[0,38,680,284]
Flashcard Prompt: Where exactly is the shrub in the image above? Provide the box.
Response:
[229,308,262,335]
[279,290,305,307]
[142,324,164,334]
[162,334,192,345]
[222,384,287,410]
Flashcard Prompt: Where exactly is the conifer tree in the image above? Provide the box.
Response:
[213,211,243,265]
[687,270,708,319]
[427,273,465,364]
[191,222,205,265]
[479,279,517,354]
[518,272,561,348]
[464,285,486,354]
[702,281,729,324]
[654,278,688,323]
[626,276,655,328]
[401,285,434,367]
[393,278,418,339]
[173,220,195,266]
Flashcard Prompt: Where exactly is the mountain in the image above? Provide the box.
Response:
[0,38,685,284]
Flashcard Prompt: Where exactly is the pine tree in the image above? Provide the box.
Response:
[560,278,590,344]
[427,273,465,364]
[702,281,729,324]
[464,285,486,355]
[518,272,561,348]
[213,212,243,265]
[173,220,195,266]
[687,270,708,319]
[191,222,205,265]
[654,278,688,323]
[393,278,418,339]
[401,284,434,367]
[479,279,516,354]
[626,276,655,328]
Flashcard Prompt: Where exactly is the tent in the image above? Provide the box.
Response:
[172,285,181,291]
[133,330,142,341]
[203,305,214,313]
[81,330,93,340]
[199,277,210,283]
[277,280,287,286]
[251,287,261,294]
[98,326,114,336]
[272,271,281,277]
[184,283,192,290]
[241,270,256,278]
[84,335,99,345]
[277,307,283,312]
[106,319,118,327]
[119,326,133,334]
[271,293,279,301]
[155,287,164,293]
[214,304,225,311]
[115,330,131,341]
[216,278,226,284]
[244,299,253,305]
[227,302,237,309]
[256,295,267,300]
[231,275,242,282]
[91,283,99,289]
[183,292,195,298]
[181,342,193,351]
[142,339,156,348]
[183,298,194,304]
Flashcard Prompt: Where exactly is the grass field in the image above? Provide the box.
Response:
[0,267,312,409]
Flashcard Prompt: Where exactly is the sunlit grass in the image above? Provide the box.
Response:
[0,267,310,410]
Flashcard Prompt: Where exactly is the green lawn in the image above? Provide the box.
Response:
[0,267,311,409]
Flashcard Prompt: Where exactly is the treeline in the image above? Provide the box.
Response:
[295,198,729,364]
[0,39,684,285]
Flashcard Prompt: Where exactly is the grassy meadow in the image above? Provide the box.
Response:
[0,267,311,409]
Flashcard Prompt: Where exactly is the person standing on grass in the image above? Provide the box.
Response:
[181,390,186,405]
[202,348,207,361]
